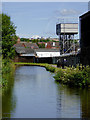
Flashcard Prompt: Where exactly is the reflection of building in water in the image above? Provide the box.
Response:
[56,84,90,118]
[80,88,90,118]
[56,85,81,118]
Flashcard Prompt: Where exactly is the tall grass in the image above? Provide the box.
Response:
[2,59,15,91]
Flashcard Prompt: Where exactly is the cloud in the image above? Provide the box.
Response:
[61,9,80,16]
[55,8,81,16]
[53,8,81,23]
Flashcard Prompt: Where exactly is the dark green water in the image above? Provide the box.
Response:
[2,66,90,118]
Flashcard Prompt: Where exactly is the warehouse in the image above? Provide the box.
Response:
[79,11,90,65]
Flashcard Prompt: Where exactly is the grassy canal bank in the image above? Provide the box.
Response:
[2,59,16,92]
[15,62,90,88]
[1,61,90,91]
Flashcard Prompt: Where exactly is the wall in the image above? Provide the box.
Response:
[57,54,80,67]
[80,12,90,65]
[14,56,35,63]
[36,52,60,58]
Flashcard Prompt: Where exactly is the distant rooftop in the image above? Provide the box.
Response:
[15,47,35,54]
[14,42,39,49]
[35,48,60,52]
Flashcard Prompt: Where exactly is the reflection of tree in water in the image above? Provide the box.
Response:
[2,73,16,118]
[56,82,90,118]
[0,88,2,119]
[80,88,90,118]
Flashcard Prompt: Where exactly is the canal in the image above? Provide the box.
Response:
[2,66,90,118]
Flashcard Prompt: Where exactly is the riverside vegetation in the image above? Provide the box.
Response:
[1,13,17,92]
[2,61,90,91]
[15,62,90,88]
[2,59,16,92]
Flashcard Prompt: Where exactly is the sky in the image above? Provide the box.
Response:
[2,2,88,38]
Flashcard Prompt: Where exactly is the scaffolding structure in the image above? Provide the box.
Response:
[56,23,78,55]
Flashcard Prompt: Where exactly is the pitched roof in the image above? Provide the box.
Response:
[79,11,90,18]
[15,47,35,54]
[14,43,25,47]
[35,48,60,52]
[14,42,39,49]
[24,43,39,49]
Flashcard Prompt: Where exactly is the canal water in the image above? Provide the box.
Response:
[2,66,90,118]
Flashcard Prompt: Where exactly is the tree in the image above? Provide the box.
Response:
[2,13,17,59]
[37,43,45,48]
[20,38,30,42]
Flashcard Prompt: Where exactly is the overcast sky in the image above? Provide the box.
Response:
[2,2,88,38]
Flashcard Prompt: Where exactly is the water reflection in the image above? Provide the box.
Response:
[56,83,90,118]
[2,66,90,118]
[2,74,16,118]
[80,88,90,118]
[0,88,2,119]
[56,84,81,118]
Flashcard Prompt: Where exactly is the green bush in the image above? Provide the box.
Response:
[2,59,15,89]
[54,65,90,87]
[2,59,11,74]
[45,65,55,72]
[54,69,64,81]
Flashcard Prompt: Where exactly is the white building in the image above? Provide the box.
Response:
[35,49,60,64]
[31,35,41,39]
[35,49,60,58]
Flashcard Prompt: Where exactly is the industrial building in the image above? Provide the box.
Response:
[79,11,90,65]
[56,23,78,55]
[56,2,90,66]
[56,23,78,35]
[14,47,36,63]
[56,23,80,67]
[35,49,60,64]
[14,42,60,64]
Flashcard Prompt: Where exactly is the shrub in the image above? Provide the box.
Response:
[2,59,15,89]
[54,69,64,81]
[45,65,55,72]
[54,64,90,87]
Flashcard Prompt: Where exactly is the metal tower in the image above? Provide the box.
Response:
[56,22,78,55]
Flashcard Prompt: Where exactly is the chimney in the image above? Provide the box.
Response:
[45,43,47,47]
[53,42,55,47]
[17,38,20,43]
